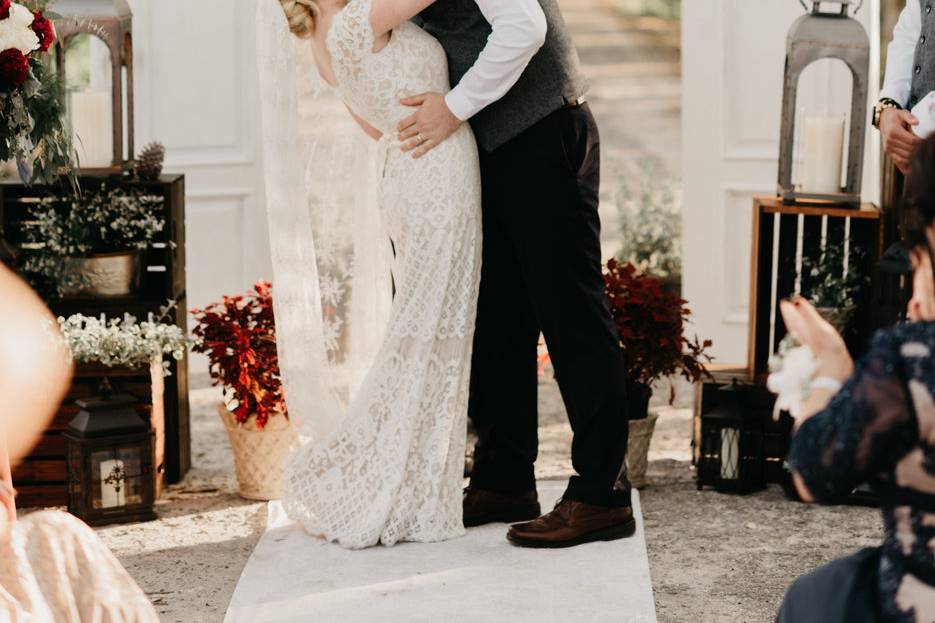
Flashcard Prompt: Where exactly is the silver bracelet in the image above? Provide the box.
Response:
[810,376,843,393]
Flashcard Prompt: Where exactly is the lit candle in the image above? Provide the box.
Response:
[100,458,126,508]
[801,116,845,195]
[69,90,113,168]
[720,428,739,480]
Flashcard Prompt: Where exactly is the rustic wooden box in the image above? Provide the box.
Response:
[14,363,167,507]
[0,175,190,506]
[747,196,884,380]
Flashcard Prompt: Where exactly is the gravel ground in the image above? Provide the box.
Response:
[77,372,883,622]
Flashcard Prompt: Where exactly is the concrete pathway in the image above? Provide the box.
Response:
[225,486,655,623]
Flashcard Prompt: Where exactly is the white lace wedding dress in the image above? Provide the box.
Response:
[280,0,482,549]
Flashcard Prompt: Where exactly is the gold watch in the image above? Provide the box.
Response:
[873,98,902,129]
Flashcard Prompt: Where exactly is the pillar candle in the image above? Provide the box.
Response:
[70,90,113,168]
[801,116,845,195]
[100,458,126,508]
[720,428,739,480]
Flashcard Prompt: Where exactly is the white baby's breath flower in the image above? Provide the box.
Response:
[57,311,189,376]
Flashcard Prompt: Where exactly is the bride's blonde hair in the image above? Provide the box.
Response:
[278,0,319,39]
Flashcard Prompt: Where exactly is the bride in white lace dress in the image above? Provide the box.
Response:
[276,0,482,548]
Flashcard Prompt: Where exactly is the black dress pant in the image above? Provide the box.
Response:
[467,103,631,509]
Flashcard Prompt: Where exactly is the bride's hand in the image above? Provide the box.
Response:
[779,297,854,383]
[397,92,462,159]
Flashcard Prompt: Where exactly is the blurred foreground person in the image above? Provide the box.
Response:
[0,264,158,622]
[777,136,935,622]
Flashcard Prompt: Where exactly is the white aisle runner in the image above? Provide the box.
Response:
[224,482,656,623]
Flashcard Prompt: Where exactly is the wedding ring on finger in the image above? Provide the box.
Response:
[416,132,426,144]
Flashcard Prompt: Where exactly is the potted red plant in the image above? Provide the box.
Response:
[191,281,296,500]
[604,259,712,487]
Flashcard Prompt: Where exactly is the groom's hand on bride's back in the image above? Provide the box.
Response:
[398,92,462,159]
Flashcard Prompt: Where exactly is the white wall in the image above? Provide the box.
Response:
[682,0,881,365]
[129,0,272,314]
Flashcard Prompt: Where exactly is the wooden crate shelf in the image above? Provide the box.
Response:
[747,196,884,380]
[1,175,190,507]
[12,363,168,508]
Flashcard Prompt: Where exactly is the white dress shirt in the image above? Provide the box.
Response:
[880,0,923,107]
[443,0,548,122]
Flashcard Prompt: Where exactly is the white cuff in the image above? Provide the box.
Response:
[444,89,475,123]
[809,377,844,394]
[879,87,908,108]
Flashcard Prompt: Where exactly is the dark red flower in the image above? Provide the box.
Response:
[31,10,55,52]
[0,48,29,89]
[0,0,11,20]
[191,282,287,429]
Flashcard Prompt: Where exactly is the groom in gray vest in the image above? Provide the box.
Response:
[398,0,634,548]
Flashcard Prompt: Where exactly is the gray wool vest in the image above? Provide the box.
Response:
[909,2,935,109]
[417,0,588,152]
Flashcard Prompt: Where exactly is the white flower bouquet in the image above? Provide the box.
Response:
[57,304,188,376]
[0,0,73,184]
[766,334,817,421]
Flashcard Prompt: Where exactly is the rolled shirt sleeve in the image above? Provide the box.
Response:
[880,0,923,107]
[443,0,548,121]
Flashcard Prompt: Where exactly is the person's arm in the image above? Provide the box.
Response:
[787,331,920,505]
[879,0,923,173]
[0,265,73,463]
[396,0,547,158]
[0,428,14,521]
[347,105,383,140]
[370,0,436,37]
[440,0,547,123]
[880,0,922,107]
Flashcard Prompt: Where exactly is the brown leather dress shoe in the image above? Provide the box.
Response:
[463,487,541,528]
[506,499,636,548]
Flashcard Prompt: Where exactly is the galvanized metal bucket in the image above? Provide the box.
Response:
[63,251,141,297]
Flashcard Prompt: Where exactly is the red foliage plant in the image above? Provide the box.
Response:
[604,259,712,393]
[191,281,286,428]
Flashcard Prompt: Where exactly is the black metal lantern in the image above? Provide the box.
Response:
[53,0,134,172]
[778,0,870,207]
[64,381,156,526]
[697,381,767,493]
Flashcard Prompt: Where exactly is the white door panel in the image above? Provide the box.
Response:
[682,0,881,364]
[129,0,271,318]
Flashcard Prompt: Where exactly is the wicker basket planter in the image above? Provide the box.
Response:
[217,404,296,501]
[626,411,659,490]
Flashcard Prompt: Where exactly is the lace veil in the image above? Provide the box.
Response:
[254,1,393,440]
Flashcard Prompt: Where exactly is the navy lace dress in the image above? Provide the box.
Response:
[779,322,935,623]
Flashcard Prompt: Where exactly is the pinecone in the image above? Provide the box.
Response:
[135,142,165,180]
